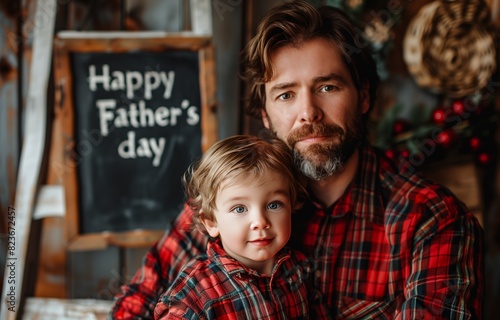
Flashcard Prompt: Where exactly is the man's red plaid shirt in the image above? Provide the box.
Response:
[110,144,484,319]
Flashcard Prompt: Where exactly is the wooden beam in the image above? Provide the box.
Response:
[190,0,213,35]
[0,0,56,318]
[22,297,113,320]
[0,0,21,241]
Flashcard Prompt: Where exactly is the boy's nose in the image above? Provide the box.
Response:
[250,212,270,230]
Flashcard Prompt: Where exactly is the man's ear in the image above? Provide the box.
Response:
[200,212,219,238]
[261,108,271,129]
[360,84,370,115]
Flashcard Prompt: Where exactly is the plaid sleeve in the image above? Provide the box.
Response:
[397,191,484,320]
[154,299,194,320]
[109,204,209,319]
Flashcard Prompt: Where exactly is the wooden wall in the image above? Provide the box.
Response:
[0,0,499,318]
[0,0,38,295]
[1,0,242,303]
[0,2,20,245]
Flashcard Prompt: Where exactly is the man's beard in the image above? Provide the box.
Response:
[275,116,363,181]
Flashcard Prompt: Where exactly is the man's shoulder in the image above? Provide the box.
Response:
[177,254,222,280]
[166,254,229,297]
[372,146,449,195]
[277,247,308,270]
[369,145,471,219]
[157,256,214,315]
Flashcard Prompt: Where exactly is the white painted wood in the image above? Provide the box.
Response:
[33,185,65,219]
[1,0,56,319]
[56,30,198,39]
[190,0,213,35]
[22,297,113,320]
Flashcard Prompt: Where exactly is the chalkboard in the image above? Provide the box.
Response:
[53,32,217,250]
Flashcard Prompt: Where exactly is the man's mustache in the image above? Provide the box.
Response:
[286,123,344,147]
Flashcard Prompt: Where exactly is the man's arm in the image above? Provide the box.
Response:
[154,300,197,320]
[398,195,484,319]
[109,204,209,319]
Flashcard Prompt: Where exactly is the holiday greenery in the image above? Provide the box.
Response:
[315,0,498,169]
[375,92,498,168]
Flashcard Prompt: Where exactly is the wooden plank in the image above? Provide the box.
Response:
[124,0,184,31]
[190,0,213,35]
[66,0,121,31]
[57,30,201,39]
[485,69,500,320]
[53,33,217,251]
[55,31,211,52]
[0,0,37,303]
[67,230,166,251]
[421,160,483,226]
[199,44,218,153]
[486,0,500,26]
[34,99,67,298]
[0,0,20,240]
[34,215,67,298]
[0,0,56,319]
[22,297,113,320]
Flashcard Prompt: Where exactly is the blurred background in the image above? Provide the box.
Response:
[1,0,499,318]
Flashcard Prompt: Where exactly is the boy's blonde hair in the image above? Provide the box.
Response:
[183,134,307,234]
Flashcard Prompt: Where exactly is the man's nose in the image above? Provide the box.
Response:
[298,91,323,123]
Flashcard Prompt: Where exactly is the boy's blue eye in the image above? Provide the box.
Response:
[231,206,246,214]
[268,201,284,210]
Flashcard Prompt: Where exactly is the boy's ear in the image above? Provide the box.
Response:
[200,211,219,238]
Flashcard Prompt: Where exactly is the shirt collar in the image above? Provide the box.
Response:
[207,239,291,277]
[350,143,385,223]
[313,143,386,223]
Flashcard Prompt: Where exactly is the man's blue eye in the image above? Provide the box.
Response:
[320,85,334,92]
[279,93,291,100]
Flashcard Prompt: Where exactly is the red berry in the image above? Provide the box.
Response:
[436,130,455,148]
[385,149,396,159]
[452,100,465,115]
[469,137,481,151]
[393,119,411,135]
[477,152,491,165]
[432,108,446,124]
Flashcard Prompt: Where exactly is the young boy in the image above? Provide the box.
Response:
[154,135,325,319]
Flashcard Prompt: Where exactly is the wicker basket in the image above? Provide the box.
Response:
[403,0,496,98]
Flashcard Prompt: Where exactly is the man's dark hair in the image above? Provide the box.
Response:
[242,0,380,119]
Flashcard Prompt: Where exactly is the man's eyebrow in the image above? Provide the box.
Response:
[314,73,348,84]
[269,73,348,94]
[269,82,297,95]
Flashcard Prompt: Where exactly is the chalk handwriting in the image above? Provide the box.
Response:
[87,63,199,167]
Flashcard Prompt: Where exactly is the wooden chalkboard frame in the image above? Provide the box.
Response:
[53,31,217,251]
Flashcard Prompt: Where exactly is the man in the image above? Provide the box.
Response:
[110,1,484,319]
